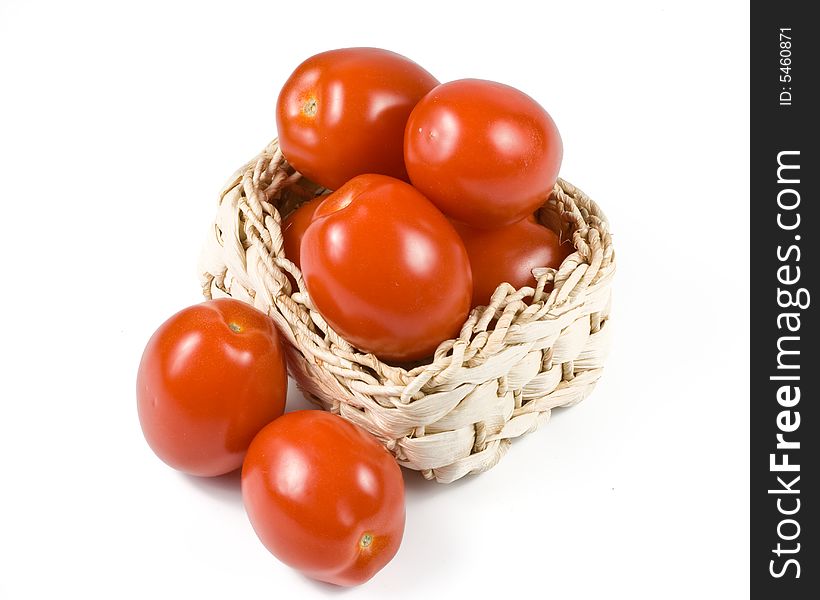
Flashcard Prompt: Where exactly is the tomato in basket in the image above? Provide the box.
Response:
[136,298,287,477]
[276,47,438,190]
[282,197,322,271]
[404,79,563,228]
[453,218,574,308]
[242,410,405,586]
[300,174,472,362]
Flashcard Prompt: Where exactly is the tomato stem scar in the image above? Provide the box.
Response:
[359,533,373,548]
[303,97,317,117]
[228,322,242,333]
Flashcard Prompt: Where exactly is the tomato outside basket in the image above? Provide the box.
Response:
[199,139,615,483]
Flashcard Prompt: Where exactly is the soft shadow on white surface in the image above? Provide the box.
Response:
[402,464,479,499]
[284,379,320,412]
[296,575,358,596]
[182,469,243,504]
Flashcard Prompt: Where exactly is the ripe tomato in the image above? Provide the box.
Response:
[282,197,322,271]
[242,410,405,586]
[276,47,439,190]
[453,219,573,308]
[300,174,472,362]
[404,79,563,228]
[137,298,287,477]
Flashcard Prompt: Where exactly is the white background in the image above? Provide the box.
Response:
[0,1,750,598]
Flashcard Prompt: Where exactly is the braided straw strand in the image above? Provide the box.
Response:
[198,139,615,483]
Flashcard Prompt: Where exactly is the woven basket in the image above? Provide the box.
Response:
[199,139,615,483]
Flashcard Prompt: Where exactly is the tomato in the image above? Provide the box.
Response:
[453,219,573,308]
[242,410,405,586]
[404,79,563,228]
[282,197,322,271]
[136,298,287,477]
[276,47,439,190]
[300,174,472,362]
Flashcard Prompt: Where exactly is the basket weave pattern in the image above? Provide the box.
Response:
[199,139,615,483]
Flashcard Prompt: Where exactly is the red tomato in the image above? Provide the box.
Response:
[453,219,573,308]
[276,47,439,190]
[242,410,405,586]
[300,174,472,362]
[137,299,287,477]
[282,197,322,270]
[404,79,563,228]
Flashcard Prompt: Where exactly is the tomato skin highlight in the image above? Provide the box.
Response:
[453,219,573,308]
[136,298,287,477]
[299,174,473,362]
[242,410,406,587]
[276,47,439,190]
[404,78,563,228]
[282,197,322,271]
